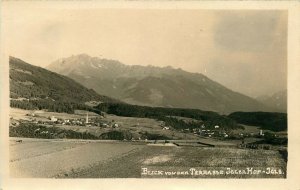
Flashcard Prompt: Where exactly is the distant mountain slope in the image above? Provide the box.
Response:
[256,90,287,113]
[47,54,270,114]
[10,56,119,113]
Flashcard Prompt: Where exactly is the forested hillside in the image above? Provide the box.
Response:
[10,56,119,113]
[228,112,287,132]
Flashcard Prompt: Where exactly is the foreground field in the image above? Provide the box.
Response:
[10,138,286,178]
[10,138,142,178]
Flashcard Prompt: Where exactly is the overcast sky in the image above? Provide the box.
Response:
[2,6,287,98]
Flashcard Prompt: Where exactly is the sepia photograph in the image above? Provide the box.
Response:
[0,1,300,190]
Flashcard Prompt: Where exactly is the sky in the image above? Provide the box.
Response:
[2,5,287,98]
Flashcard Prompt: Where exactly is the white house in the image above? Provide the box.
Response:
[50,116,58,122]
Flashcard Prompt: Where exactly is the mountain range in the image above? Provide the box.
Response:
[47,54,276,114]
[256,90,287,113]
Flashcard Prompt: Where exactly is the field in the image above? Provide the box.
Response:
[10,137,287,178]
[10,108,98,120]
[10,138,143,178]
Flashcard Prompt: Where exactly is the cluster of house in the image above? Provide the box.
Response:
[17,112,120,129]
[237,129,265,138]
[46,115,120,128]
[177,124,230,138]
[174,123,267,139]
[196,126,229,138]
[47,116,90,126]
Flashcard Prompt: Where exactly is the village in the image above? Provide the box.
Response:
[9,108,269,142]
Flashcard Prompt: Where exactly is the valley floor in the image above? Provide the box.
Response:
[9,108,287,178]
[9,137,286,178]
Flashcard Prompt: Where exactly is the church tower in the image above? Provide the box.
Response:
[86,112,89,124]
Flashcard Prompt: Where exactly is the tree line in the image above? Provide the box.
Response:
[10,99,98,114]
[228,112,287,132]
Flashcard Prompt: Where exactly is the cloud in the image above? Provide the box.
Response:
[202,10,287,97]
